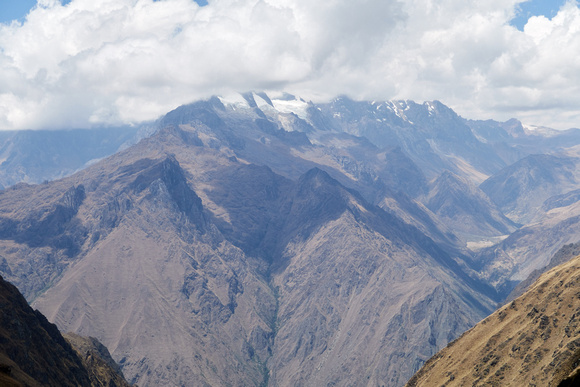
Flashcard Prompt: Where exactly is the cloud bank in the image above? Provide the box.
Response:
[0,0,579,129]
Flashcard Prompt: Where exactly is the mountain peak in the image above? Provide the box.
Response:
[430,170,473,196]
[299,167,336,184]
[129,156,205,228]
[435,169,461,182]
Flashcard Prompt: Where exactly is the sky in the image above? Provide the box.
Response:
[0,0,578,130]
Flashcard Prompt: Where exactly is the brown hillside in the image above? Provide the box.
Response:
[407,254,580,387]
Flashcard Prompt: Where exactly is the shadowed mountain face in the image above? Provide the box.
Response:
[406,254,580,387]
[0,275,129,387]
[263,170,494,386]
[3,93,580,386]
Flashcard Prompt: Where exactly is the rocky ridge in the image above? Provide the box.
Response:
[63,333,132,387]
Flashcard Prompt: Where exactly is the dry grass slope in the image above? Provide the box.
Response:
[407,254,580,387]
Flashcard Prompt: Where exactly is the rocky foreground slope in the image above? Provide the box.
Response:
[0,275,129,387]
[406,254,580,387]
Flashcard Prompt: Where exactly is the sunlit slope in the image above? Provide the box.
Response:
[407,255,580,387]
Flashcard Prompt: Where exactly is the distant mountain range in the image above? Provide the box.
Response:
[0,125,152,189]
[2,92,580,386]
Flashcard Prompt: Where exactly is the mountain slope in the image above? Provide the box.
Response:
[406,254,580,387]
[423,171,518,243]
[266,170,494,386]
[475,195,580,298]
[480,154,580,223]
[28,154,277,386]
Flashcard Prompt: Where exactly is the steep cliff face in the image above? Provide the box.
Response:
[407,254,580,387]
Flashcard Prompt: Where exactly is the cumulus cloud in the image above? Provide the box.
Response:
[0,0,579,129]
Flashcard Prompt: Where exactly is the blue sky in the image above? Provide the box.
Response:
[0,0,207,24]
[0,0,563,26]
[510,0,568,30]
[0,0,38,24]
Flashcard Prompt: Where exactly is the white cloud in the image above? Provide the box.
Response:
[0,0,579,129]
